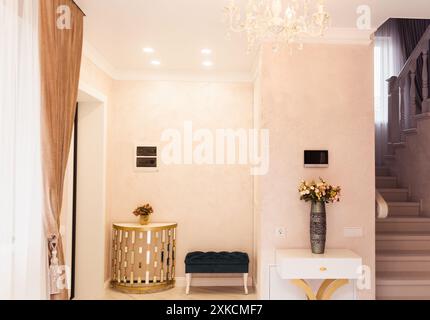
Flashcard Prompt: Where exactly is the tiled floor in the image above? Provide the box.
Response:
[103,286,257,300]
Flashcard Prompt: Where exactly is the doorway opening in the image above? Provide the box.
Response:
[61,84,107,300]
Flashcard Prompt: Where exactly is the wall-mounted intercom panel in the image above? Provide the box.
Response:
[304,150,329,168]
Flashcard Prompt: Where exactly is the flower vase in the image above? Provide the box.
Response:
[310,201,326,254]
[139,214,150,225]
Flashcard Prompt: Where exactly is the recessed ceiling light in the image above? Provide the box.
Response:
[201,48,212,55]
[202,61,213,67]
[143,47,155,53]
[151,60,161,66]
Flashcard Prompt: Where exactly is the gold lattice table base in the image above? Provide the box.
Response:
[111,280,175,294]
[111,223,177,294]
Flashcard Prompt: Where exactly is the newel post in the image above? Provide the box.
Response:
[387,76,399,153]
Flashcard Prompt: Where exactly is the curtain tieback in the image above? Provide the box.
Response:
[48,235,61,294]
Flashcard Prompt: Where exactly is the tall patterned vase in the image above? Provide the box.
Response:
[310,201,326,254]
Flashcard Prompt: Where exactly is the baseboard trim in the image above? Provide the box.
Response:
[175,276,253,287]
[105,277,253,288]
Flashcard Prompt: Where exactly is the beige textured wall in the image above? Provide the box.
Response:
[80,56,113,95]
[79,55,113,281]
[106,80,255,279]
[74,101,106,298]
[256,43,376,299]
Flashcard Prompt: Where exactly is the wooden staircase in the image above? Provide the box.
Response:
[376,166,430,300]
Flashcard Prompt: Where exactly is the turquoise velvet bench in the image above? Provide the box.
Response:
[184,251,249,295]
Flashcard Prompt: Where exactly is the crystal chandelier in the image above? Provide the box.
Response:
[224,0,330,52]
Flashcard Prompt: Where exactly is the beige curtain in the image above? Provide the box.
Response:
[39,0,84,300]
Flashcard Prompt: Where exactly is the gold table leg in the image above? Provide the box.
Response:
[291,279,349,300]
[318,279,349,300]
[291,279,316,300]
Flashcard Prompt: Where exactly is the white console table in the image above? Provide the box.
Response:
[275,249,362,300]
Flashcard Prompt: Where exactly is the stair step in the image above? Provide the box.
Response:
[377,232,430,240]
[377,250,430,260]
[376,272,430,298]
[415,112,430,121]
[392,142,406,149]
[378,189,409,202]
[376,167,390,176]
[377,271,430,285]
[376,176,397,188]
[376,216,430,232]
[403,128,418,136]
[377,296,430,300]
[384,155,396,161]
[387,202,420,217]
[376,250,430,272]
[376,232,430,251]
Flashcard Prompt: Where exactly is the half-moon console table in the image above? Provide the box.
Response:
[111,222,177,294]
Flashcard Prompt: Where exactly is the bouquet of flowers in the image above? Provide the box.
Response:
[133,204,154,217]
[298,178,341,203]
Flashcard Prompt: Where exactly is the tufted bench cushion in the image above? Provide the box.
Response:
[185,251,249,274]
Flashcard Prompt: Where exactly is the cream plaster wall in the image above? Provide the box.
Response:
[255,43,376,300]
[74,101,106,299]
[80,56,113,96]
[106,80,255,279]
[78,55,113,282]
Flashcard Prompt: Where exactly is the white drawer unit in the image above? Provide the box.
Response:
[276,249,362,279]
[275,249,363,300]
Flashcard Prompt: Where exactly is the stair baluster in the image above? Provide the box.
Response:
[409,62,417,129]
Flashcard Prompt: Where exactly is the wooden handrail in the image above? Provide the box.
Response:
[376,191,389,219]
[396,25,430,85]
[385,24,430,144]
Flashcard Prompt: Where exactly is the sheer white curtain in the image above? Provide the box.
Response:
[0,0,47,299]
[374,21,405,166]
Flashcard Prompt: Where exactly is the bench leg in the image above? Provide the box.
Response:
[243,273,249,295]
[186,273,192,295]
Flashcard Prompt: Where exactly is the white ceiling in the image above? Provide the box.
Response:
[75,0,430,80]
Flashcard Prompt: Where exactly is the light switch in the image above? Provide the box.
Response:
[344,227,363,238]
[275,227,286,239]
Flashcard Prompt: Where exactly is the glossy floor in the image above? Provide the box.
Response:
[103,286,257,300]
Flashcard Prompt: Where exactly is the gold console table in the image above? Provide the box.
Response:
[111,222,177,293]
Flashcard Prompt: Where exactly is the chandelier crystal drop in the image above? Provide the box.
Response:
[224,0,330,52]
